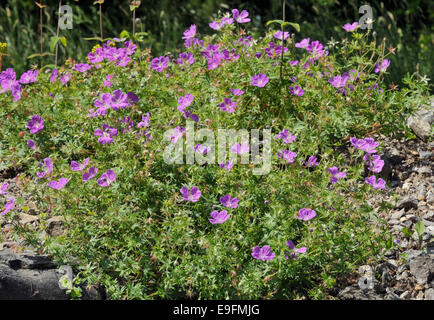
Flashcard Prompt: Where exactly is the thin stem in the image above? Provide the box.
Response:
[279,0,286,82]
[55,0,62,67]
[133,8,136,39]
[40,3,43,67]
[0,55,2,72]
[100,4,103,41]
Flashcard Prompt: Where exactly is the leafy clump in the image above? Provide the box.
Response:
[0,7,430,299]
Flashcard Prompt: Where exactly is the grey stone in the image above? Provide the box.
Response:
[395,195,418,210]
[406,105,434,142]
[338,284,383,300]
[409,255,434,285]
[425,288,434,300]
[47,216,65,236]
[418,150,433,160]
[400,290,410,299]
[396,271,409,281]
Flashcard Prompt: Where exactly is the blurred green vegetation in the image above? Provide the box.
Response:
[0,0,432,91]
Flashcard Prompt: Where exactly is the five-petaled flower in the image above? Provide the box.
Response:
[297,208,316,221]
[251,73,269,87]
[251,245,275,261]
[98,169,117,187]
[1,198,15,216]
[209,210,230,224]
[342,22,358,32]
[48,178,69,190]
[328,167,346,183]
[94,124,118,145]
[285,240,307,260]
[365,175,386,190]
[220,194,239,208]
[180,186,201,202]
[26,115,44,134]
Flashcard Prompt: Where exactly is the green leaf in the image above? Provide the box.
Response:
[16,197,25,206]
[266,19,284,27]
[49,36,59,53]
[402,227,414,238]
[415,221,425,237]
[281,22,300,32]
[59,36,67,48]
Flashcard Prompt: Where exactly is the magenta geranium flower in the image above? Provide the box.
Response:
[171,126,186,143]
[275,129,296,144]
[231,142,249,155]
[82,167,98,181]
[88,47,104,64]
[230,88,244,96]
[70,158,90,171]
[289,85,304,97]
[19,70,38,84]
[252,245,275,261]
[193,143,211,155]
[104,74,114,87]
[328,167,346,183]
[219,161,233,171]
[278,150,297,163]
[285,240,307,260]
[0,182,8,195]
[232,9,250,23]
[295,38,310,48]
[342,22,358,32]
[60,73,71,85]
[27,139,35,150]
[251,73,269,87]
[177,93,194,112]
[209,210,230,224]
[273,31,290,40]
[364,154,384,173]
[1,198,15,216]
[137,113,150,128]
[219,98,237,113]
[289,60,299,66]
[182,24,196,40]
[365,175,386,190]
[297,208,316,221]
[36,157,53,178]
[74,63,91,72]
[26,115,44,134]
[177,52,195,66]
[111,89,128,110]
[180,186,201,202]
[374,59,390,73]
[151,56,170,72]
[361,138,379,154]
[220,194,239,208]
[48,178,69,190]
[302,156,319,167]
[94,124,118,145]
[98,169,117,187]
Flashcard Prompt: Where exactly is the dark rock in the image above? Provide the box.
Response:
[0,249,105,300]
[338,284,383,300]
[395,195,418,210]
[406,104,434,142]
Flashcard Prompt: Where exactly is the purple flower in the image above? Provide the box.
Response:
[151,56,170,72]
[230,88,244,96]
[289,60,299,66]
[137,113,150,128]
[232,9,250,23]
[104,74,114,87]
[351,137,379,153]
[171,126,186,143]
[180,186,201,202]
[328,167,346,183]
[27,139,35,150]
[251,245,275,261]
[273,31,290,40]
[36,158,53,178]
[295,38,310,48]
[177,52,195,66]
[194,143,211,155]
[342,22,358,32]
[289,85,304,97]
[74,63,91,72]
[219,161,233,171]
[97,169,117,187]
[111,89,128,110]
[220,194,239,208]
[26,115,44,134]
[374,59,391,73]
[285,240,307,260]
[209,16,234,30]
[19,70,38,84]
[365,175,386,190]
[297,208,316,221]
[209,210,230,224]
[219,98,237,113]
[49,69,58,82]
[88,48,104,64]
[363,154,384,173]
[182,24,196,40]
[328,75,349,89]
[60,73,71,85]
[48,178,69,190]
[1,198,15,216]
[177,93,194,112]
[231,142,249,155]
[251,73,269,87]
[82,167,98,181]
[302,156,319,167]
[94,124,118,145]
[0,182,8,195]
[70,158,90,171]
[275,129,296,144]
[278,150,297,163]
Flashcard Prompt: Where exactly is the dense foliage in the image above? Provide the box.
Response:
[0,6,431,299]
